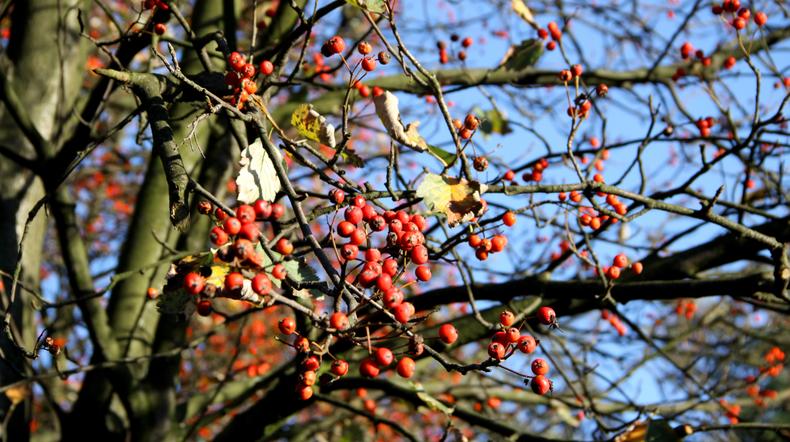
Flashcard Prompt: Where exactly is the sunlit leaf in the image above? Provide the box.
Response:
[236,138,282,204]
[427,145,456,166]
[291,104,336,148]
[4,384,30,405]
[205,265,230,287]
[477,108,512,136]
[416,173,487,227]
[373,91,428,152]
[502,39,543,71]
[346,0,386,13]
[512,0,539,29]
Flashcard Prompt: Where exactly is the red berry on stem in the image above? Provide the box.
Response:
[517,335,537,354]
[331,359,349,376]
[251,273,272,295]
[488,342,506,360]
[224,272,244,293]
[184,272,205,295]
[223,217,242,235]
[503,211,517,226]
[531,358,550,375]
[278,317,296,335]
[536,306,557,326]
[210,226,229,246]
[499,310,515,327]
[360,358,380,378]
[439,324,458,344]
[396,357,415,378]
[260,60,274,75]
[330,312,349,331]
[415,265,432,282]
[374,347,394,367]
[531,375,551,395]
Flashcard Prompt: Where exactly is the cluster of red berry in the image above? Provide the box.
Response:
[181,199,286,316]
[466,212,513,262]
[521,158,550,183]
[436,34,473,64]
[712,1,767,30]
[600,310,627,336]
[142,0,169,35]
[223,51,275,108]
[695,116,717,138]
[601,252,638,280]
[451,113,480,141]
[760,346,785,378]
[537,21,562,51]
[674,299,698,320]
[486,308,557,395]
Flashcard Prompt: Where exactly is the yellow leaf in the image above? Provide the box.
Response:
[5,384,30,405]
[512,0,539,29]
[206,265,230,287]
[291,104,336,147]
[416,174,487,227]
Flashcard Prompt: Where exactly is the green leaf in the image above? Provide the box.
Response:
[427,145,456,166]
[157,288,195,316]
[346,0,386,13]
[291,104,336,147]
[645,420,680,442]
[256,245,319,289]
[502,39,543,71]
[478,108,511,136]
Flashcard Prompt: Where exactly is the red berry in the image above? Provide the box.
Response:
[340,244,359,261]
[251,273,272,295]
[330,312,349,331]
[196,300,212,316]
[468,234,482,248]
[732,17,746,30]
[488,342,506,360]
[345,206,363,224]
[376,273,393,292]
[415,265,432,282]
[331,359,349,376]
[607,266,621,280]
[358,41,372,55]
[224,272,244,293]
[439,324,458,345]
[236,204,256,224]
[530,375,551,395]
[210,226,229,246]
[383,287,403,308]
[506,327,520,343]
[275,238,294,256]
[613,253,628,268]
[631,262,643,275]
[374,347,394,367]
[396,357,415,378]
[536,306,557,326]
[531,358,550,375]
[754,11,767,27]
[499,310,515,327]
[360,358,380,378]
[253,199,272,219]
[503,211,517,226]
[393,302,413,323]
[461,36,473,48]
[223,217,242,235]
[228,52,245,71]
[272,263,287,280]
[278,317,296,335]
[490,235,507,253]
[361,57,376,72]
[184,272,205,295]
[154,23,166,35]
[260,60,274,75]
[269,203,284,220]
[517,335,537,354]
[329,189,345,204]
[337,221,356,237]
[325,36,346,55]
[296,385,313,400]
[410,245,429,265]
